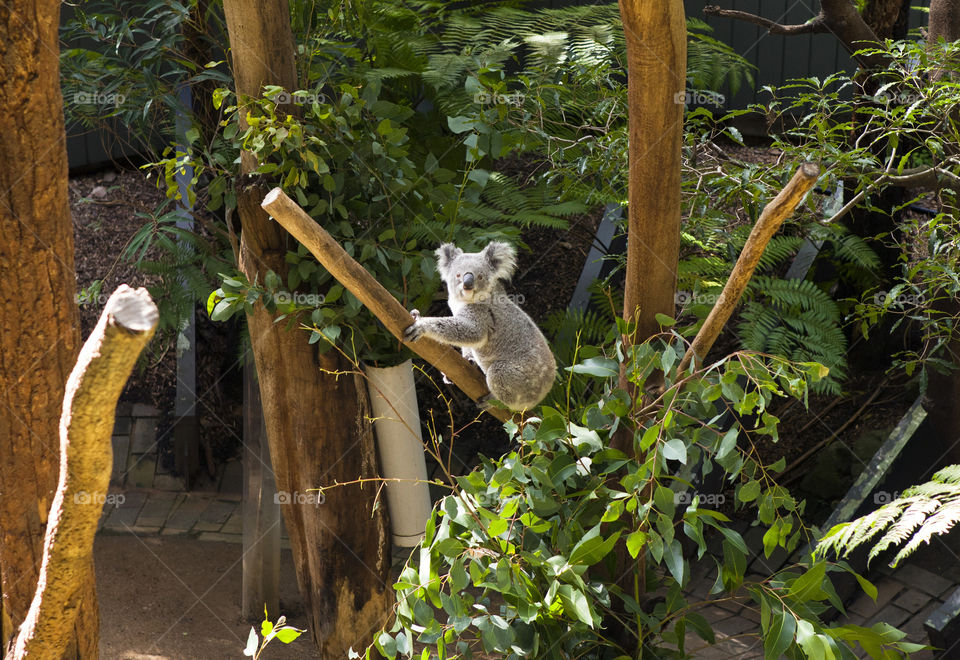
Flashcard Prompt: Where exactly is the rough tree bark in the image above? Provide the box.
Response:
[6,287,158,660]
[618,0,686,353]
[0,0,98,656]
[862,0,912,39]
[922,0,960,466]
[930,0,960,43]
[221,0,392,655]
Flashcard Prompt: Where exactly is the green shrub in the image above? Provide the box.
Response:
[364,334,921,658]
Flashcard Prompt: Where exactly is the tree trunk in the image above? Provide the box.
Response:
[6,287,157,660]
[923,0,960,465]
[613,0,685,438]
[221,0,393,655]
[930,0,960,43]
[862,0,912,39]
[0,1,98,656]
[607,0,685,651]
[618,0,685,350]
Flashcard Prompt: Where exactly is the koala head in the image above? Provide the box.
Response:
[435,241,517,304]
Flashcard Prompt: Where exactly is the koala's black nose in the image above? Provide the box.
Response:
[462,272,475,290]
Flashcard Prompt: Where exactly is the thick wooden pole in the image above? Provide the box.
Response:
[0,0,99,655]
[676,163,820,375]
[608,3,686,647]
[618,0,686,344]
[221,1,393,654]
[261,188,512,423]
[6,286,157,660]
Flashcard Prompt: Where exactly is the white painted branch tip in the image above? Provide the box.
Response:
[261,187,283,208]
[800,162,820,178]
[105,285,159,333]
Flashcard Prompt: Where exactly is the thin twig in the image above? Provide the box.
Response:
[781,378,889,484]
[703,5,826,35]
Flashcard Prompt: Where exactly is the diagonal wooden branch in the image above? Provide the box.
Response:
[260,188,514,423]
[705,1,887,70]
[882,164,960,188]
[703,5,826,35]
[6,285,158,660]
[675,163,820,377]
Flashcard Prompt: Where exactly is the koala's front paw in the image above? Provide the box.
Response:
[403,309,424,342]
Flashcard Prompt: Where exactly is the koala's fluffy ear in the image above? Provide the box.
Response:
[482,241,517,281]
[435,243,462,278]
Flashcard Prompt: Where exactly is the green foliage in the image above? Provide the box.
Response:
[194,76,581,361]
[542,302,619,409]
[243,607,304,658]
[818,465,960,569]
[123,202,233,339]
[395,3,755,207]
[701,38,960,383]
[677,221,880,395]
[738,277,847,394]
[62,0,755,364]
[364,335,919,659]
[60,0,227,154]
[687,18,756,96]
[61,0,234,349]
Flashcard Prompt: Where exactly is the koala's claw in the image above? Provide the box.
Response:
[403,309,423,342]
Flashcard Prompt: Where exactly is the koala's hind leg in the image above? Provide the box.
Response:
[482,361,531,412]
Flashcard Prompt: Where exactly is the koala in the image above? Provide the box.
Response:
[403,241,557,412]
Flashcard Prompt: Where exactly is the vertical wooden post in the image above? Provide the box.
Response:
[242,355,280,619]
[608,1,686,650]
[222,1,393,653]
[618,0,686,345]
[173,82,200,487]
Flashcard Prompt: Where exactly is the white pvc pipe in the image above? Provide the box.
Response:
[364,359,432,546]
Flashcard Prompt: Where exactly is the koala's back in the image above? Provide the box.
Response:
[472,297,556,410]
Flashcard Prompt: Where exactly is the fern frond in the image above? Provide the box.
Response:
[868,498,940,561]
[932,464,960,483]
[737,276,846,393]
[892,504,960,565]
[817,467,960,567]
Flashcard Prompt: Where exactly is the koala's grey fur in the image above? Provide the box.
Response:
[404,242,556,411]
